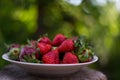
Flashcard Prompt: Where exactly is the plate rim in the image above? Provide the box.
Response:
[2,53,98,67]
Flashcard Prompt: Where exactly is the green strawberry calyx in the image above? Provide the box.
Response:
[74,36,94,62]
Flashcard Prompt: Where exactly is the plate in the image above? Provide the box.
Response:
[2,53,98,76]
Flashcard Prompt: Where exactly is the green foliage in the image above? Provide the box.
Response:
[0,0,37,68]
[0,0,120,80]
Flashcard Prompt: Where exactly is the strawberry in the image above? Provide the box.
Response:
[52,34,66,46]
[30,40,37,46]
[37,42,52,55]
[19,46,40,63]
[8,44,20,51]
[38,36,51,44]
[27,40,37,47]
[42,49,59,64]
[78,49,94,62]
[57,39,74,52]
[62,52,79,64]
[35,52,39,59]
[74,36,94,62]
[35,52,42,60]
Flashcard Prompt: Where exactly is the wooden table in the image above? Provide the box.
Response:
[0,64,107,80]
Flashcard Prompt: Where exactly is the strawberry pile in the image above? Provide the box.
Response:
[8,34,94,64]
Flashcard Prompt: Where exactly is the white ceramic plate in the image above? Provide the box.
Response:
[2,53,98,76]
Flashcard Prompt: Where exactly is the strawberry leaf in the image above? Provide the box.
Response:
[74,36,94,62]
[22,54,40,63]
[74,36,86,54]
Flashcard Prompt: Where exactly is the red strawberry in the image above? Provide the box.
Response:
[37,42,52,55]
[58,39,74,52]
[74,36,94,63]
[42,49,59,64]
[35,52,39,59]
[52,34,66,46]
[35,52,42,60]
[62,52,79,64]
[79,49,93,62]
[28,40,38,47]
[38,36,51,44]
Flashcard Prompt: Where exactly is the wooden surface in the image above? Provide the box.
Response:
[0,64,107,80]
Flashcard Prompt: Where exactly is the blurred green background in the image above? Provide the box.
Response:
[0,0,120,80]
